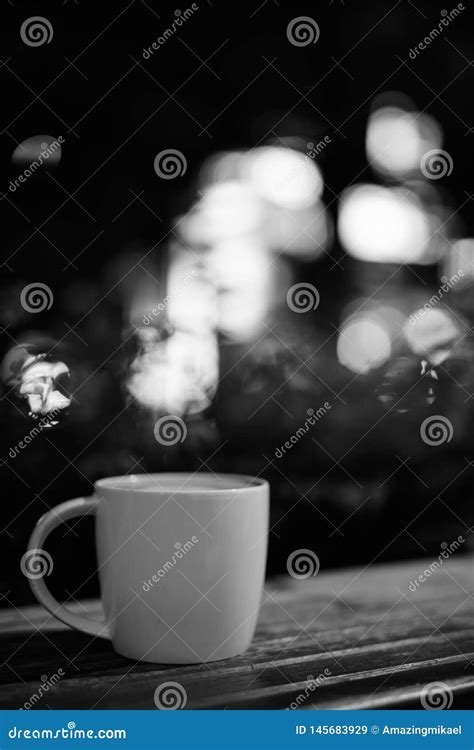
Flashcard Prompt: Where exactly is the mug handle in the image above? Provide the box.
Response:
[26,496,111,640]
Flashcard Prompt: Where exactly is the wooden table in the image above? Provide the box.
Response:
[1,556,473,709]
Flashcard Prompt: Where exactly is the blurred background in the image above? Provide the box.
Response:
[1,0,473,605]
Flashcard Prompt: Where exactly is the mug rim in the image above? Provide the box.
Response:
[94,472,268,495]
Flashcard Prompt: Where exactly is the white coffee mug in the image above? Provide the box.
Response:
[26,473,269,664]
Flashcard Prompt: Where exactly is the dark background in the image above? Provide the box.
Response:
[1,0,473,606]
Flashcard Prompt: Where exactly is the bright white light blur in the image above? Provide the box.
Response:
[188,148,328,259]
[245,146,323,209]
[366,106,441,178]
[338,184,431,264]
[207,238,272,341]
[127,330,218,415]
[166,254,217,334]
[167,277,217,333]
[444,239,474,286]
[337,315,392,374]
[404,307,462,364]
[179,181,263,245]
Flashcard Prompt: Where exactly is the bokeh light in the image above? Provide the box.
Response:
[338,184,432,264]
[207,238,274,341]
[444,239,474,286]
[366,105,442,178]
[180,180,264,245]
[244,146,323,209]
[337,315,392,374]
[404,307,463,365]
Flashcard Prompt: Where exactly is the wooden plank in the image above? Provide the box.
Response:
[2,632,472,709]
[0,555,472,709]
